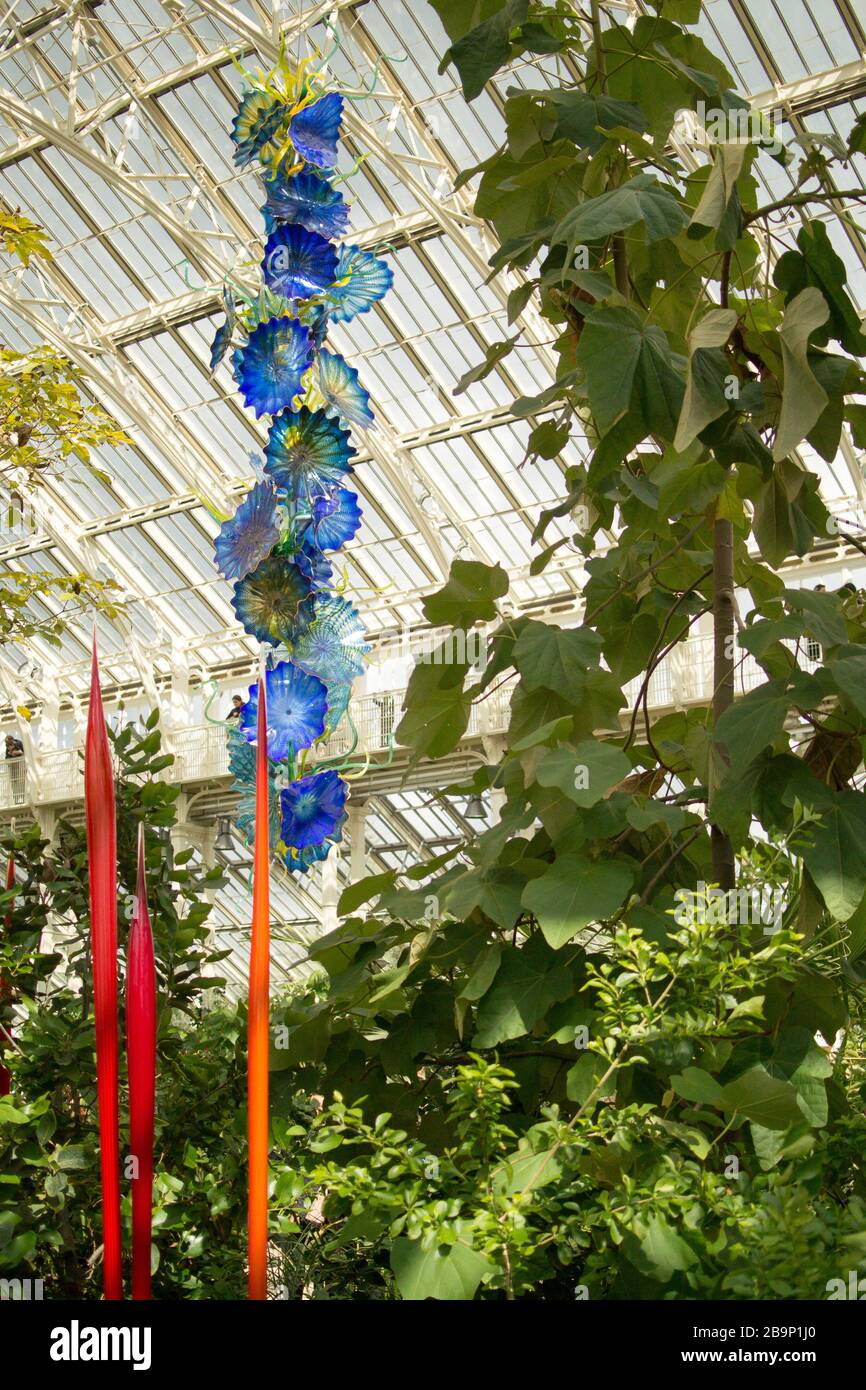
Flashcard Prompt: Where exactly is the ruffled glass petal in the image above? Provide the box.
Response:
[263,225,338,301]
[263,170,350,241]
[233,317,313,418]
[279,768,348,850]
[317,349,374,429]
[290,93,343,170]
[306,487,362,551]
[232,554,312,645]
[289,592,369,684]
[264,405,354,498]
[238,660,327,761]
[214,480,280,581]
[329,246,394,323]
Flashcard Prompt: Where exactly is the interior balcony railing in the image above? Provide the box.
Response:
[0,632,822,814]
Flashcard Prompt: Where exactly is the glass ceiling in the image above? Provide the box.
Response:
[2,0,866,973]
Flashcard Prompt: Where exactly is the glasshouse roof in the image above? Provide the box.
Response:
[3,0,866,969]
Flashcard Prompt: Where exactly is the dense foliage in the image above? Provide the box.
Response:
[0,718,253,1297]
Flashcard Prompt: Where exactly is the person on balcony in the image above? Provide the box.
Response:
[4,734,24,806]
[226,695,243,722]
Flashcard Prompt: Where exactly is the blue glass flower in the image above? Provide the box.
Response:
[305,487,362,551]
[280,768,348,851]
[227,725,282,846]
[296,541,334,586]
[317,349,374,429]
[233,317,313,418]
[232,89,287,167]
[264,405,354,498]
[239,660,327,761]
[214,480,280,582]
[232,554,312,645]
[263,170,350,241]
[306,303,331,355]
[329,246,394,323]
[209,288,237,372]
[289,593,369,684]
[263,225,338,302]
[323,679,351,734]
[290,93,343,169]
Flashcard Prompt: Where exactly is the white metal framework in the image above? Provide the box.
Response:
[1,0,866,966]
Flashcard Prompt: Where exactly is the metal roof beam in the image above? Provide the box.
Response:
[750,58,866,120]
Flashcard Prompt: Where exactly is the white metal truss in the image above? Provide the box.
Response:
[1,0,866,936]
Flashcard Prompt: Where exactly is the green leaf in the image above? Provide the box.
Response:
[390,1235,493,1300]
[566,1050,616,1104]
[512,620,603,700]
[54,1143,88,1170]
[626,1214,697,1280]
[455,338,518,394]
[670,1066,724,1103]
[803,789,866,922]
[473,935,574,1047]
[492,1145,562,1194]
[435,0,530,100]
[769,1028,833,1127]
[688,142,746,244]
[534,739,630,806]
[775,219,866,356]
[773,287,830,461]
[751,460,826,565]
[445,865,526,929]
[554,174,688,253]
[338,870,396,916]
[714,679,790,770]
[575,304,684,440]
[827,643,866,716]
[511,715,574,751]
[719,1065,803,1131]
[783,586,847,648]
[395,658,472,767]
[546,90,647,152]
[422,559,509,627]
[597,20,732,142]
[673,307,737,452]
[506,281,536,323]
[522,855,634,948]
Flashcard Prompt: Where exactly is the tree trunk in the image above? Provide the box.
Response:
[711,515,736,891]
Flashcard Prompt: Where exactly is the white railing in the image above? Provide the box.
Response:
[0,636,824,811]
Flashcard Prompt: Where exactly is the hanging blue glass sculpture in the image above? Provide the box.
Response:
[219,56,395,870]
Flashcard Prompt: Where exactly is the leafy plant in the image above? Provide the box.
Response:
[0,716,249,1297]
[0,210,125,646]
